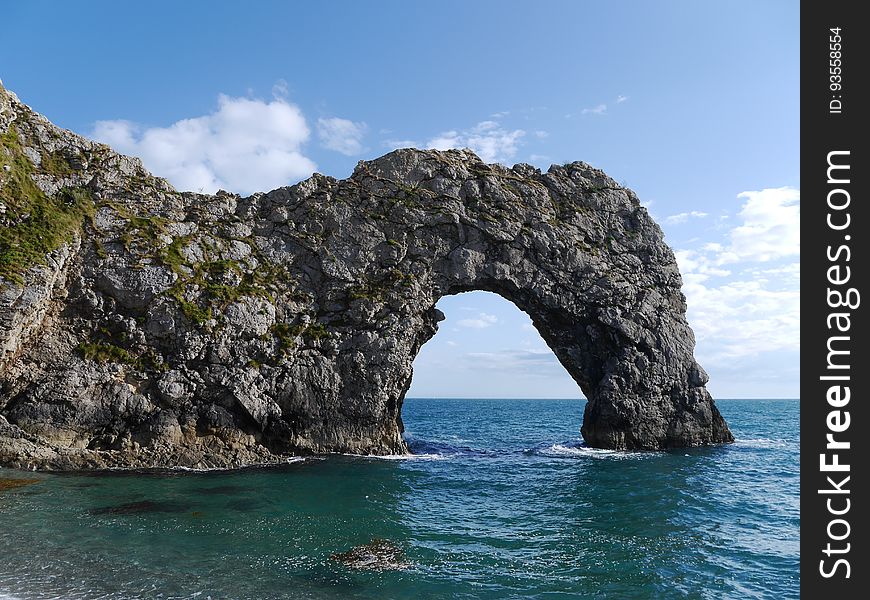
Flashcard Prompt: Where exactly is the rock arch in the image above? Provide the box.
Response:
[346,150,733,454]
[0,85,732,469]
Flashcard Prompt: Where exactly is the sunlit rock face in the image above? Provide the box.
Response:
[0,83,732,470]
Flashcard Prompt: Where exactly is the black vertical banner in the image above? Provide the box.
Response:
[802,2,869,597]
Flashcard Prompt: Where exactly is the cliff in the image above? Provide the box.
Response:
[0,83,732,470]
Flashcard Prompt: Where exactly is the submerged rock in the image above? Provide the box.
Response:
[89,499,187,515]
[196,484,247,496]
[0,82,732,470]
[0,477,40,492]
[330,538,410,571]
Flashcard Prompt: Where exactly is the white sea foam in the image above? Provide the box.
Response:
[735,437,791,450]
[354,453,447,461]
[538,443,657,460]
[96,457,308,474]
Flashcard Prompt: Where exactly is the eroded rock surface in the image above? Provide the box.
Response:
[330,539,409,571]
[0,83,732,470]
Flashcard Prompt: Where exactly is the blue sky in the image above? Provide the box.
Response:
[1,0,799,398]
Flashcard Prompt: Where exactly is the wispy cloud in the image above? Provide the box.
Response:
[426,120,525,163]
[581,103,607,115]
[463,349,562,376]
[92,93,316,195]
[664,210,709,225]
[316,117,367,156]
[457,313,498,329]
[383,139,419,150]
[271,79,289,99]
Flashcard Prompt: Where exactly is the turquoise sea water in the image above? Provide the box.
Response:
[0,399,798,599]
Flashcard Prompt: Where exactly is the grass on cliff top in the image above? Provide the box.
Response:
[0,126,94,284]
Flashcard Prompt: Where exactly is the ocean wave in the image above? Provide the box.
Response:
[356,453,448,461]
[528,442,659,460]
[91,457,309,474]
[734,437,792,450]
[405,438,480,458]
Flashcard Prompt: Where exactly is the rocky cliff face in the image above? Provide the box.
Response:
[0,83,732,470]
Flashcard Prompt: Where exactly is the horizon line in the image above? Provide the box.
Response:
[403,396,800,401]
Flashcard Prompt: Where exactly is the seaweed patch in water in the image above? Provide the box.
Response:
[225,497,269,512]
[89,500,188,515]
[0,478,40,492]
[196,485,247,496]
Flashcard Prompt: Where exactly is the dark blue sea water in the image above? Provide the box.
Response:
[0,399,798,599]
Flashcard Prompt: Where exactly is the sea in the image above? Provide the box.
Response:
[0,398,799,599]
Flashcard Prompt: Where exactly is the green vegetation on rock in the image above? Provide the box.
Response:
[270,320,331,354]
[0,126,94,283]
[40,149,75,177]
[77,341,138,365]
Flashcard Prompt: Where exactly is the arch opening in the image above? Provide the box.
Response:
[406,290,584,401]
[400,290,587,453]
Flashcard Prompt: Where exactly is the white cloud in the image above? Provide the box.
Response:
[533,130,549,139]
[316,117,368,156]
[664,210,709,225]
[427,131,461,149]
[529,154,551,164]
[425,121,525,163]
[457,313,498,329]
[463,349,562,376]
[92,94,316,195]
[616,95,629,103]
[674,187,800,364]
[683,275,800,364]
[582,104,607,115]
[92,119,138,149]
[725,187,800,262]
[674,188,799,267]
[383,139,420,150]
[674,250,732,282]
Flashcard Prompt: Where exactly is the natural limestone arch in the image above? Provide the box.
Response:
[339,151,733,454]
[0,86,731,469]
